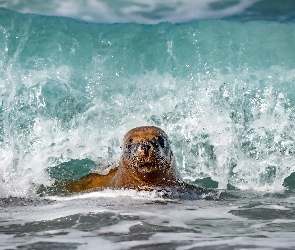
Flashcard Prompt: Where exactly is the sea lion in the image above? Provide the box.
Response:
[65,126,215,198]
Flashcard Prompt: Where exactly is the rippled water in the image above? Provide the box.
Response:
[1,190,295,249]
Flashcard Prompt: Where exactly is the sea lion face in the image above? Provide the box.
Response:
[120,126,172,175]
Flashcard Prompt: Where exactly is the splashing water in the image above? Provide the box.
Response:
[1,9,295,197]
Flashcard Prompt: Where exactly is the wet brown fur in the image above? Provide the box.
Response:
[65,126,188,193]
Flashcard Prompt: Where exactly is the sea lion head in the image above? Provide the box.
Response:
[119,126,176,177]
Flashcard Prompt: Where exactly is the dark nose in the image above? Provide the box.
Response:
[141,144,151,155]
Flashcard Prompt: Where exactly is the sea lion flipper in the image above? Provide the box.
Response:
[65,167,118,193]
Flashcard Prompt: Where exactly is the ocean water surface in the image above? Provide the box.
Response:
[1,1,295,249]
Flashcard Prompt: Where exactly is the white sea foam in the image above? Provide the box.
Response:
[1,68,295,197]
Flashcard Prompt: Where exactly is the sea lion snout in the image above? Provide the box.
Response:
[137,143,152,156]
[133,140,167,174]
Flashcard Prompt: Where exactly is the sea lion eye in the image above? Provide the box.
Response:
[125,138,133,149]
[157,136,165,148]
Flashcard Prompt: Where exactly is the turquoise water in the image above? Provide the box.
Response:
[1,5,295,250]
[1,8,295,196]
